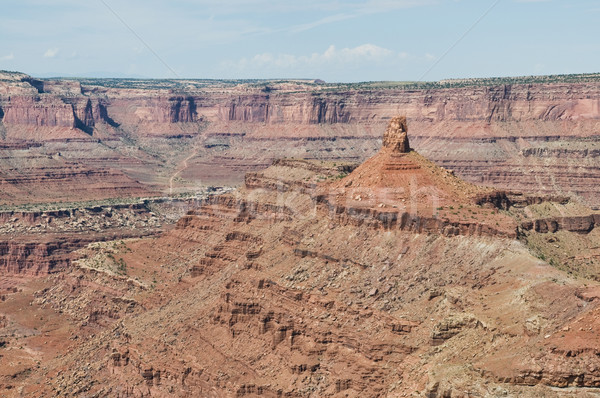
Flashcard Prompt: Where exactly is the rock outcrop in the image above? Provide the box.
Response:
[0,95,115,135]
[0,239,72,275]
[0,197,212,276]
[382,115,410,153]
[520,214,600,234]
[314,118,518,238]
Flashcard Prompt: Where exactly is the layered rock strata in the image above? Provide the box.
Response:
[0,196,221,276]
[10,120,599,397]
[1,72,600,206]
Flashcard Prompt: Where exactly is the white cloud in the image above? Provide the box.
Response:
[1,53,15,61]
[43,48,60,58]
[233,44,397,70]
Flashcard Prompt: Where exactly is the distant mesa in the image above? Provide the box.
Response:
[382,116,410,153]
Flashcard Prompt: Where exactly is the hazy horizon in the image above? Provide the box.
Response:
[1,0,599,82]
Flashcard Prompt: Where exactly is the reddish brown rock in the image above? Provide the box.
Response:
[382,115,410,153]
[2,131,600,396]
[2,73,600,206]
[2,96,76,128]
[1,74,600,397]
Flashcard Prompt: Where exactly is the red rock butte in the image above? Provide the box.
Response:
[320,117,518,237]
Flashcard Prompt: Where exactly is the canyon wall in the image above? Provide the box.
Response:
[214,83,600,127]
[1,73,599,206]
[4,76,598,135]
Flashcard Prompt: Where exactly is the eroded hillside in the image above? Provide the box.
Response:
[2,119,600,397]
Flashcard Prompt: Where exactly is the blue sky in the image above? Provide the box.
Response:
[0,0,598,81]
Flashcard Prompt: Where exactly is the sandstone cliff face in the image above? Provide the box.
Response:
[110,96,198,124]
[1,74,600,208]
[0,95,116,135]
[214,83,600,126]
[0,239,69,275]
[2,96,76,128]
[0,76,114,135]
[520,214,600,234]
[220,93,355,124]
[5,77,598,134]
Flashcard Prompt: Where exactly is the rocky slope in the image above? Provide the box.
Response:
[0,193,228,276]
[3,119,600,397]
[1,72,599,207]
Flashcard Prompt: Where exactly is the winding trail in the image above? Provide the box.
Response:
[169,147,200,195]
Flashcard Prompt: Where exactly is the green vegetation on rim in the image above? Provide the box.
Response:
[43,72,600,92]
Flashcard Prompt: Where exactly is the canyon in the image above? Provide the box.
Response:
[1,71,600,396]
[1,71,599,206]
